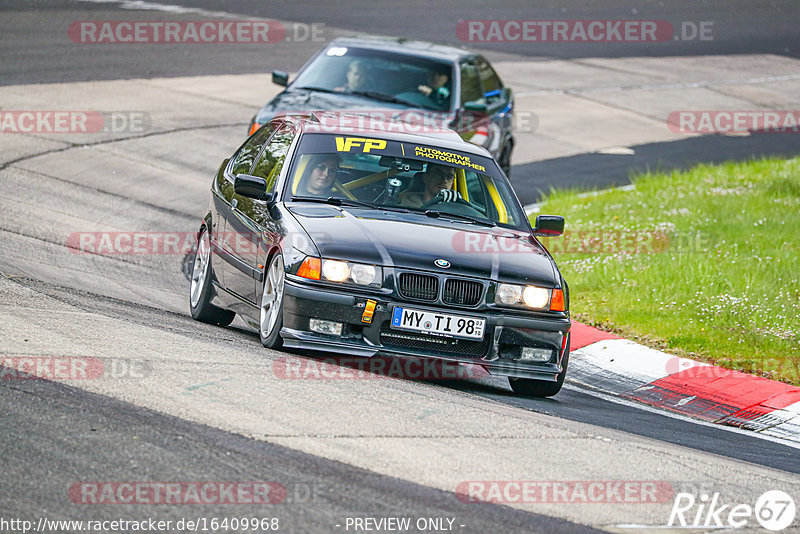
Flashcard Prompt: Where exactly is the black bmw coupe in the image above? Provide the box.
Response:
[190,113,570,396]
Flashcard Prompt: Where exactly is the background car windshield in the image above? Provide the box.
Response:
[291,46,453,111]
[285,134,527,230]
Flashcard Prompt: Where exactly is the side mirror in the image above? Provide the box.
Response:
[272,70,289,87]
[532,215,564,236]
[462,101,488,112]
[234,174,273,202]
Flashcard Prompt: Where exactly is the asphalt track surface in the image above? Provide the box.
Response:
[2,1,800,532]
[2,0,798,86]
[1,355,601,533]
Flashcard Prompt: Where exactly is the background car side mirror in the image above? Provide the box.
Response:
[272,70,289,87]
[532,215,564,236]
[234,174,273,202]
[462,101,488,112]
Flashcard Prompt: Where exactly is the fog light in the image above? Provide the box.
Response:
[518,347,553,362]
[309,319,342,336]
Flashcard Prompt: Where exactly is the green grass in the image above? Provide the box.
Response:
[535,157,800,385]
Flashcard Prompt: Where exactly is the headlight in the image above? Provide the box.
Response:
[350,263,377,285]
[322,259,350,282]
[496,283,558,310]
[523,286,549,309]
[320,259,381,287]
[496,283,522,305]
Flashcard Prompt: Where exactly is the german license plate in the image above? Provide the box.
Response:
[391,306,485,340]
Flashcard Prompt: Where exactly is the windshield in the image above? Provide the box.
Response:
[291,46,454,112]
[283,133,527,230]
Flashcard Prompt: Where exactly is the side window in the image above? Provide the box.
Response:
[475,57,503,103]
[459,61,482,105]
[229,124,277,178]
[251,126,295,192]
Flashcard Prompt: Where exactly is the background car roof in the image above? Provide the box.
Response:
[280,112,494,158]
[327,36,474,63]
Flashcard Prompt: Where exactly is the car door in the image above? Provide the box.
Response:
[455,59,486,145]
[475,56,512,157]
[217,123,277,298]
[224,124,295,303]
[455,57,511,159]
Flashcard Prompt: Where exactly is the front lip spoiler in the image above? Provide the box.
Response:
[280,327,562,381]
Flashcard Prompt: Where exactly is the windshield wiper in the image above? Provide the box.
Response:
[348,90,438,110]
[423,209,497,227]
[293,196,409,213]
[292,196,373,207]
[294,86,339,94]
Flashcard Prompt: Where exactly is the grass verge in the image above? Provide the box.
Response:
[535,157,800,385]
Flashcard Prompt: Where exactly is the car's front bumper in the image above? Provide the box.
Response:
[280,278,570,381]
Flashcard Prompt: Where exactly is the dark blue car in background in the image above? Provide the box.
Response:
[249,36,516,175]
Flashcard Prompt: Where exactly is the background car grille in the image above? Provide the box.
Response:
[379,323,490,358]
[398,272,438,301]
[443,279,483,306]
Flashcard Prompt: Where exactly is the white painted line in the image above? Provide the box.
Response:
[76,0,255,19]
[610,524,728,530]
[516,73,800,97]
[524,203,540,216]
[523,183,637,216]
[596,146,635,155]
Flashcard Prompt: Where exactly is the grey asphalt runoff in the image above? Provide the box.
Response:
[445,379,800,475]
[0,360,603,534]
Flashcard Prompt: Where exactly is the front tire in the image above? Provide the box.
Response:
[509,341,569,398]
[259,252,285,349]
[189,227,235,326]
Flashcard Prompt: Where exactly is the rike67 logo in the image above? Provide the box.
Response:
[669,490,796,531]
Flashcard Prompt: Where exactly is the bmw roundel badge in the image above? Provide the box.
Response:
[434,259,451,269]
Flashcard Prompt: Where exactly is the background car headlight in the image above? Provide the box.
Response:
[322,259,350,282]
[496,283,557,310]
[350,263,377,285]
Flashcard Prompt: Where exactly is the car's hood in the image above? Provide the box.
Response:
[255,89,411,122]
[287,204,557,286]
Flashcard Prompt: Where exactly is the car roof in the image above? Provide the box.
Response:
[279,112,493,158]
[327,36,475,63]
